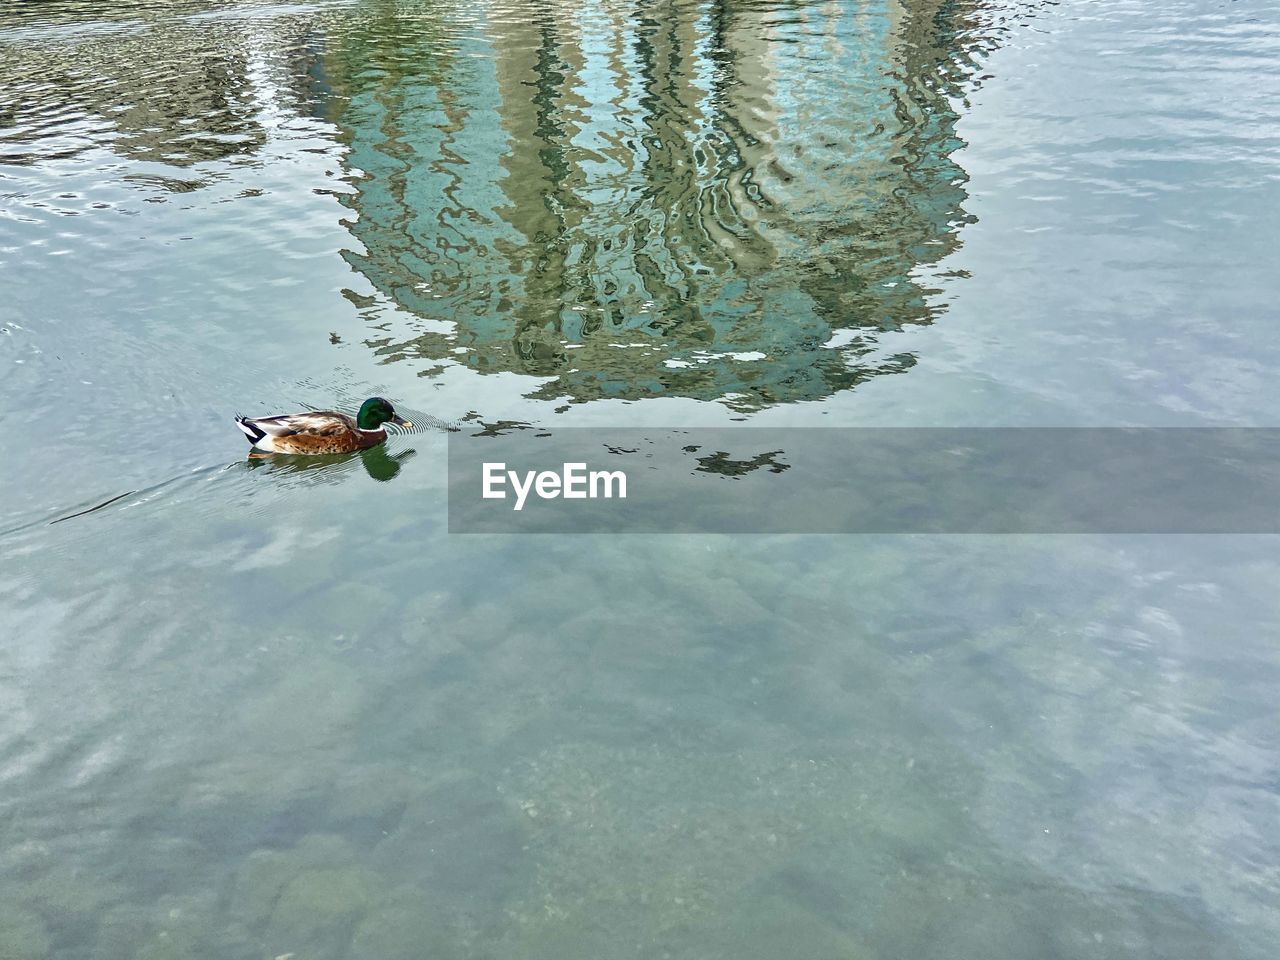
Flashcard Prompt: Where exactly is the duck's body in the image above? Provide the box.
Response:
[235,398,411,455]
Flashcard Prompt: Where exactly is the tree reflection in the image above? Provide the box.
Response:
[0,1,267,170]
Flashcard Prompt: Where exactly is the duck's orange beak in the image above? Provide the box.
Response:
[391,415,413,429]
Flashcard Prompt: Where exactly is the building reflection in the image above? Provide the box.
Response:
[324,0,990,410]
[0,0,992,410]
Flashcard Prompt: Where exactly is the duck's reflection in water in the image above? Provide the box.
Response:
[244,445,416,484]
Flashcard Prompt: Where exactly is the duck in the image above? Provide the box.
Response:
[235,397,412,455]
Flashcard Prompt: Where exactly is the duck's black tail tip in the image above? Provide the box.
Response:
[235,415,265,445]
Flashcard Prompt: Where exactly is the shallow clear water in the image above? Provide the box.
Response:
[2,0,1279,957]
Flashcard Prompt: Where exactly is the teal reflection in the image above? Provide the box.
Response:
[323,0,982,410]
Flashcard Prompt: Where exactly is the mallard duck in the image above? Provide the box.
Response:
[235,397,412,455]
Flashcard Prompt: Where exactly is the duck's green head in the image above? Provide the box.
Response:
[357,396,412,431]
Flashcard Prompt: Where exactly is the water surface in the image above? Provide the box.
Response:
[2,1,1279,958]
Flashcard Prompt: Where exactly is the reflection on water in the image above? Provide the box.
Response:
[245,444,416,483]
[0,5,265,171]
[331,0,982,408]
[0,0,994,410]
[690,446,791,478]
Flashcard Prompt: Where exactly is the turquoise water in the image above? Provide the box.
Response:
[2,0,1279,957]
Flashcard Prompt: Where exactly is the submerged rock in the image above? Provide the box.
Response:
[263,865,384,960]
[228,834,359,929]
[348,888,462,960]
[371,774,529,907]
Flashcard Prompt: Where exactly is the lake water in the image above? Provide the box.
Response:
[2,0,1279,957]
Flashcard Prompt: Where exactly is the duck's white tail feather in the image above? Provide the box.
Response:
[235,415,270,448]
